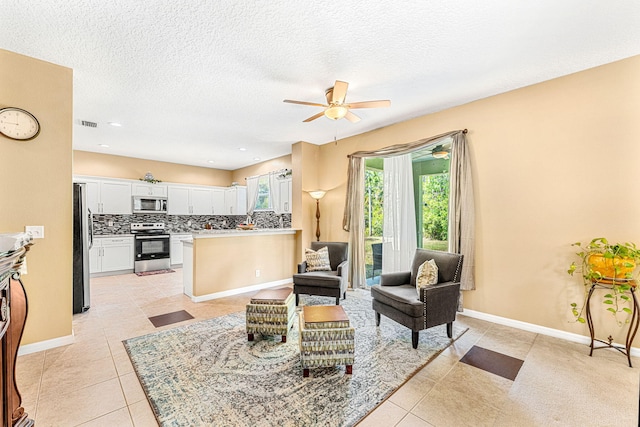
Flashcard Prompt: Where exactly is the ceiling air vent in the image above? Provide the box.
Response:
[81,120,98,128]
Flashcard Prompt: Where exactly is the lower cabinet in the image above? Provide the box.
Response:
[90,236,134,274]
[171,234,192,265]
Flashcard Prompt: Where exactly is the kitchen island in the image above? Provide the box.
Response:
[182,229,302,302]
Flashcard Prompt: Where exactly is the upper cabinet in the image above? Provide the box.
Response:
[225,186,247,216]
[75,175,255,217]
[278,177,292,213]
[79,177,132,214]
[167,185,227,215]
[132,183,167,197]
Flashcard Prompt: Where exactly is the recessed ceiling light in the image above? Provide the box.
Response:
[108,122,122,127]
[98,144,110,148]
[207,160,215,164]
[253,157,261,161]
[239,147,247,151]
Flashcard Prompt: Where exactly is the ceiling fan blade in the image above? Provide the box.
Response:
[345,111,361,123]
[347,100,391,109]
[283,99,327,107]
[303,111,326,122]
[332,80,349,104]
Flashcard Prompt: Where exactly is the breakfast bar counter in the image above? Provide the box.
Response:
[183,229,302,302]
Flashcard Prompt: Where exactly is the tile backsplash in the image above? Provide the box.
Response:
[92,211,292,235]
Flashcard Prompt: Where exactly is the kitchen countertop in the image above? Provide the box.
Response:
[192,228,298,238]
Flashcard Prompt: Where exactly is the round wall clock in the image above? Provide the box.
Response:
[0,107,40,141]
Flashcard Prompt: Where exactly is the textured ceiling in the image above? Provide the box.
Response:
[1,1,639,170]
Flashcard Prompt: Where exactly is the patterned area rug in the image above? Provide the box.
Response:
[123,290,467,427]
[135,269,175,277]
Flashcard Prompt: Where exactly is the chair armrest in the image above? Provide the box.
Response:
[418,281,460,303]
[419,281,461,326]
[380,271,411,286]
[337,260,349,277]
[298,261,307,274]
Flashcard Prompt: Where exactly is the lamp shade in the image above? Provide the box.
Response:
[324,105,348,120]
[308,190,326,200]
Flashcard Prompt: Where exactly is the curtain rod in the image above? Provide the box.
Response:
[244,168,291,181]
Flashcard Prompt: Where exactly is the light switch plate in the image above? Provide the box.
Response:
[25,225,45,239]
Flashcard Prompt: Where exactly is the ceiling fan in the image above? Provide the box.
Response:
[429,145,450,159]
[283,80,390,123]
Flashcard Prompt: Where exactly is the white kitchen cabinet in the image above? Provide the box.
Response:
[190,188,214,215]
[170,234,192,265]
[90,236,134,274]
[168,186,222,215]
[167,186,221,215]
[81,178,132,214]
[212,188,225,215]
[167,186,191,215]
[132,183,167,196]
[225,186,247,215]
[278,178,292,213]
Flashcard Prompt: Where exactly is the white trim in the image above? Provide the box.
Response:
[461,309,640,357]
[189,279,292,303]
[18,333,75,356]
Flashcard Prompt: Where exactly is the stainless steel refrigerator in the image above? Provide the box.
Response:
[73,183,92,313]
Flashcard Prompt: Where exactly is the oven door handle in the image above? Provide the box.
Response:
[135,235,169,240]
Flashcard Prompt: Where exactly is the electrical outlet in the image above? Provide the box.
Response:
[25,225,45,239]
[255,269,260,277]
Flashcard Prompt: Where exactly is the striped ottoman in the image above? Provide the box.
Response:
[299,305,355,377]
[246,287,295,343]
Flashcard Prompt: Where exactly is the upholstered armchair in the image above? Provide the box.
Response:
[371,249,463,349]
[293,242,349,305]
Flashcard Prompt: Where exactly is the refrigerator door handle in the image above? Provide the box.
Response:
[88,208,94,249]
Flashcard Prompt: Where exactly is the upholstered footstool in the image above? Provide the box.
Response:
[246,288,296,343]
[299,305,355,377]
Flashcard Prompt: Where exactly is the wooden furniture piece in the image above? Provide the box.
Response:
[299,305,355,377]
[585,279,639,367]
[0,244,34,427]
[246,287,295,343]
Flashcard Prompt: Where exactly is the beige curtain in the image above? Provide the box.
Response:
[448,132,475,295]
[343,129,470,289]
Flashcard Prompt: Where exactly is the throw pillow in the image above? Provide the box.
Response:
[305,246,332,272]
[416,258,438,297]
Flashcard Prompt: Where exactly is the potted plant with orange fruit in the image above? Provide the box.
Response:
[567,238,640,326]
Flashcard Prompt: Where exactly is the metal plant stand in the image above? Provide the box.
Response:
[585,280,639,367]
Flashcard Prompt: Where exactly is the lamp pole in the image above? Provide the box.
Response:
[308,190,327,242]
[315,198,321,241]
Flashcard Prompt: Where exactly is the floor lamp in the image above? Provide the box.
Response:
[308,190,326,241]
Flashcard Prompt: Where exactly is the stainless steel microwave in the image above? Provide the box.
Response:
[132,196,168,214]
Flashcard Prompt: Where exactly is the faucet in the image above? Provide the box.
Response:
[246,215,252,224]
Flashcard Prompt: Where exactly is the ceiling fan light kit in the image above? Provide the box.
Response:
[284,80,390,123]
[324,105,348,120]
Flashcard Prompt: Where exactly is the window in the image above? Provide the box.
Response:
[254,175,271,210]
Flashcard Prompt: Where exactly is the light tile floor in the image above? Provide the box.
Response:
[17,270,640,426]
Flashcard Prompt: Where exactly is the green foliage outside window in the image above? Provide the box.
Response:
[422,173,449,242]
[254,176,271,210]
[364,169,384,236]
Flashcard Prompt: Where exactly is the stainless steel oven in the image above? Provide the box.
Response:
[131,223,170,273]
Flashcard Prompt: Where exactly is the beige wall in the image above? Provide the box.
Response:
[0,49,73,345]
[73,151,232,186]
[316,55,640,344]
[231,155,292,185]
[192,233,298,296]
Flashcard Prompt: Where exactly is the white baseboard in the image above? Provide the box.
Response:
[189,279,292,303]
[18,333,75,356]
[461,309,640,358]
